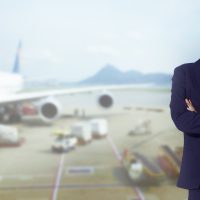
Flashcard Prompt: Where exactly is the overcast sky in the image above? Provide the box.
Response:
[0,0,200,81]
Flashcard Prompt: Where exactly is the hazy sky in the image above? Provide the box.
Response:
[0,0,200,81]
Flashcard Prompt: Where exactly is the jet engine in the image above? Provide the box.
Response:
[21,97,62,124]
[97,91,114,108]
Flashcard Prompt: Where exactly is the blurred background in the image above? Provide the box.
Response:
[0,0,199,199]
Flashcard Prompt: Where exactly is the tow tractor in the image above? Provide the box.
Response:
[51,129,77,153]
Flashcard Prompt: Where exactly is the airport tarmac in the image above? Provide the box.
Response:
[0,106,188,200]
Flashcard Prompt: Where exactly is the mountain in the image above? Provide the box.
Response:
[78,64,171,86]
[25,64,172,89]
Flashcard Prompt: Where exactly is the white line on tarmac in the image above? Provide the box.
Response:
[134,186,146,200]
[50,153,65,200]
[106,136,122,161]
[106,135,146,200]
[65,164,113,169]
[1,174,53,179]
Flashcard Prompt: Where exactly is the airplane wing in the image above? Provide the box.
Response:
[0,84,152,104]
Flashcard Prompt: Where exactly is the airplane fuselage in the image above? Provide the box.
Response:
[0,72,23,94]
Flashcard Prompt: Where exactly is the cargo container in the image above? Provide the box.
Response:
[89,118,108,138]
[0,124,24,147]
[71,121,92,144]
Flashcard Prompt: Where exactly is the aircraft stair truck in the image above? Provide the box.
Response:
[89,118,108,139]
[122,149,165,183]
[128,119,151,136]
[122,149,144,181]
[133,152,165,183]
[71,121,92,145]
[157,144,181,177]
[174,146,183,160]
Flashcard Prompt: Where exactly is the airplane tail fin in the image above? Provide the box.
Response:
[12,40,22,74]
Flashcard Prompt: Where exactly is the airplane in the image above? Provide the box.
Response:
[0,41,153,124]
[0,41,23,94]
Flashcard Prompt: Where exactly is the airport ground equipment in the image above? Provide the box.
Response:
[89,118,108,138]
[122,149,144,180]
[122,149,165,183]
[174,146,183,160]
[51,132,77,153]
[0,124,24,147]
[71,121,92,144]
[128,119,151,135]
[157,144,181,177]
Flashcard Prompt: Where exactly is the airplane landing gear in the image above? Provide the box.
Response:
[0,105,21,123]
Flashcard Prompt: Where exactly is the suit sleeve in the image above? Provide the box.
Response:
[169,66,200,135]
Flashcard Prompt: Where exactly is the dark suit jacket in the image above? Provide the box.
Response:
[170,58,200,189]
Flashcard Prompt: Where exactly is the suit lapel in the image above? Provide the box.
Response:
[189,60,200,90]
[187,60,200,99]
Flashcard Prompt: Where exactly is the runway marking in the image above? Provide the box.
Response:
[106,136,122,162]
[18,176,32,180]
[106,135,146,200]
[65,164,113,169]
[0,174,53,181]
[0,183,125,190]
[133,186,146,200]
[66,166,95,175]
[50,153,65,200]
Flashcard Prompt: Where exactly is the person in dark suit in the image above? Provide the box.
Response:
[170,59,200,200]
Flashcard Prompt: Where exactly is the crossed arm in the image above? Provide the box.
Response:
[185,98,197,113]
[169,66,200,135]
